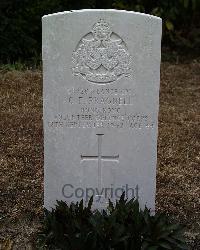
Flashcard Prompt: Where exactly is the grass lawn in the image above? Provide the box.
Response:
[0,61,200,249]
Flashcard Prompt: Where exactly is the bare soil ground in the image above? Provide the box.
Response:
[0,61,200,249]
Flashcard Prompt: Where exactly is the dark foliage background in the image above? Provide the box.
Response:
[0,0,200,63]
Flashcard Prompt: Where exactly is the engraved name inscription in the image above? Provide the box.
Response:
[47,87,155,129]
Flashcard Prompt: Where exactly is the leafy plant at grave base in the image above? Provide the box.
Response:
[37,193,188,250]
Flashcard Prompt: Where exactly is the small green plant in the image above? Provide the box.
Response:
[38,193,188,250]
[0,62,26,71]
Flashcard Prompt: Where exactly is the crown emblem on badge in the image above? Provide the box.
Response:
[72,19,132,84]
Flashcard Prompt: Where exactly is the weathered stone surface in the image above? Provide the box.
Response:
[42,9,162,211]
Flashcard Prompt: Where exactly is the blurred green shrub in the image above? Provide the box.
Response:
[0,0,199,63]
[113,0,200,50]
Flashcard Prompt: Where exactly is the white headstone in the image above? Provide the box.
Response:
[42,9,162,211]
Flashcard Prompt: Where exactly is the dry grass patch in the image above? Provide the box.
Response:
[0,62,200,249]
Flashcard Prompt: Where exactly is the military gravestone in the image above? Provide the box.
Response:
[42,10,162,211]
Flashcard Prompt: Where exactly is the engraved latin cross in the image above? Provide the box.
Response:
[81,134,119,191]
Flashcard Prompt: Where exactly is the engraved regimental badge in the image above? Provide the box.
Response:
[72,19,132,84]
